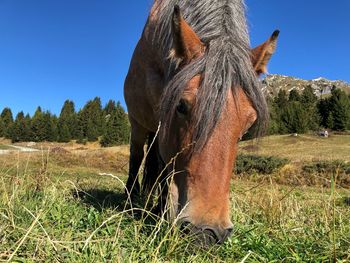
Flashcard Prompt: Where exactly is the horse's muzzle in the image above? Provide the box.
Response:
[180,220,233,246]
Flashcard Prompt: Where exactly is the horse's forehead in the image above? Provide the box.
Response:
[181,75,201,101]
[187,75,201,90]
[183,77,256,118]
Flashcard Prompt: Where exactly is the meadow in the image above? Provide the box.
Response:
[0,135,350,262]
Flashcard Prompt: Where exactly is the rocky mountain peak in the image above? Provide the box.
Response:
[262,74,350,97]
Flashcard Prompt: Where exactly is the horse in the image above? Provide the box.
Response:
[124,0,279,245]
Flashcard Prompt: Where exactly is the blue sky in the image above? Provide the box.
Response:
[0,0,349,116]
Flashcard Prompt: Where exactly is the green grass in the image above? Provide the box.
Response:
[0,138,350,262]
[0,144,12,150]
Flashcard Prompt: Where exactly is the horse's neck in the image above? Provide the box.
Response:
[143,0,168,72]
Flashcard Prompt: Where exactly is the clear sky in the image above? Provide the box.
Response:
[0,0,349,116]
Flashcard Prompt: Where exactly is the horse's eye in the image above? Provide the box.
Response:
[176,99,189,115]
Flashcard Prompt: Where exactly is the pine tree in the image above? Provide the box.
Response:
[11,112,23,142]
[288,89,300,102]
[58,122,71,142]
[300,86,319,131]
[75,110,86,143]
[57,100,77,141]
[348,94,350,130]
[93,97,104,135]
[57,118,70,142]
[51,115,59,142]
[24,114,32,141]
[0,117,5,137]
[11,111,31,142]
[100,102,130,147]
[301,85,318,105]
[266,96,280,135]
[281,101,308,133]
[115,102,130,143]
[78,97,104,142]
[1,107,14,139]
[317,98,330,128]
[31,107,46,142]
[42,111,58,142]
[274,90,288,109]
[327,89,350,131]
[326,112,334,129]
[86,119,99,142]
[100,111,119,147]
[103,100,116,116]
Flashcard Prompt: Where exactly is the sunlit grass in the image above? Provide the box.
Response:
[0,137,349,261]
[0,145,12,150]
[239,134,350,163]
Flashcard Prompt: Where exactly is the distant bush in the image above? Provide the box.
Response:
[302,160,350,175]
[76,138,88,145]
[235,154,289,175]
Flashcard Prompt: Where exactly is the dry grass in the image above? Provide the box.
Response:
[239,134,350,164]
[13,140,111,151]
[0,145,12,150]
[237,134,350,188]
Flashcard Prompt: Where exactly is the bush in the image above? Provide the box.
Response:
[76,138,87,145]
[235,154,289,175]
[302,160,350,175]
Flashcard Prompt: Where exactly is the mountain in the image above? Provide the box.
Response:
[262,74,350,97]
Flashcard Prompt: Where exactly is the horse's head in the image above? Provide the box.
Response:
[158,6,279,245]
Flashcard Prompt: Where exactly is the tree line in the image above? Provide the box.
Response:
[267,86,350,134]
[1,87,349,146]
[0,97,130,147]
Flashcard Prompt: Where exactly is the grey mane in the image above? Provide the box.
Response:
[152,0,268,150]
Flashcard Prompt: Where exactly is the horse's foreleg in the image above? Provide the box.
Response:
[141,133,168,214]
[142,132,160,196]
[126,119,148,201]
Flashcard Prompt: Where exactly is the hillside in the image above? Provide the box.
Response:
[262,74,350,97]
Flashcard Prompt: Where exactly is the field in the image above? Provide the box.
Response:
[239,134,350,162]
[0,135,350,262]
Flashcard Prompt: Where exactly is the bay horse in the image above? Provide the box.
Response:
[124,0,279,245]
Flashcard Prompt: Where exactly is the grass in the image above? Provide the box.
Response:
[0,145,12,150]
[0,136,350,262]
[238,134,350,188]
[239,134,350,163]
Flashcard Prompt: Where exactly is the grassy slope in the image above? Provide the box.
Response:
[239,134,350,163]
[237,134,350,188]
[0,136,349,262]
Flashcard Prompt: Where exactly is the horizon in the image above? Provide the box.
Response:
[2,73,349,118]
[1,0,349,116]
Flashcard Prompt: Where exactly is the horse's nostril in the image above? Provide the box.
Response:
[222,226,234,241]
[179,219,194,235]
[179,221,233,246]
[198,228,218,246]
[202,226,233,245]
[226,226,234,235]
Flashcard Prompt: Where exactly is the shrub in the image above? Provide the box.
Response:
[76,138,87,145]
[302,160,350,175]
[235,154,289,175]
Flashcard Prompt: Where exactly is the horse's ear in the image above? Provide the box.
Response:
[171,5,205,64]
[251,30,280,75]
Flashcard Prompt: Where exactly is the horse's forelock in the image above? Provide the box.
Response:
[154,0,268,150]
